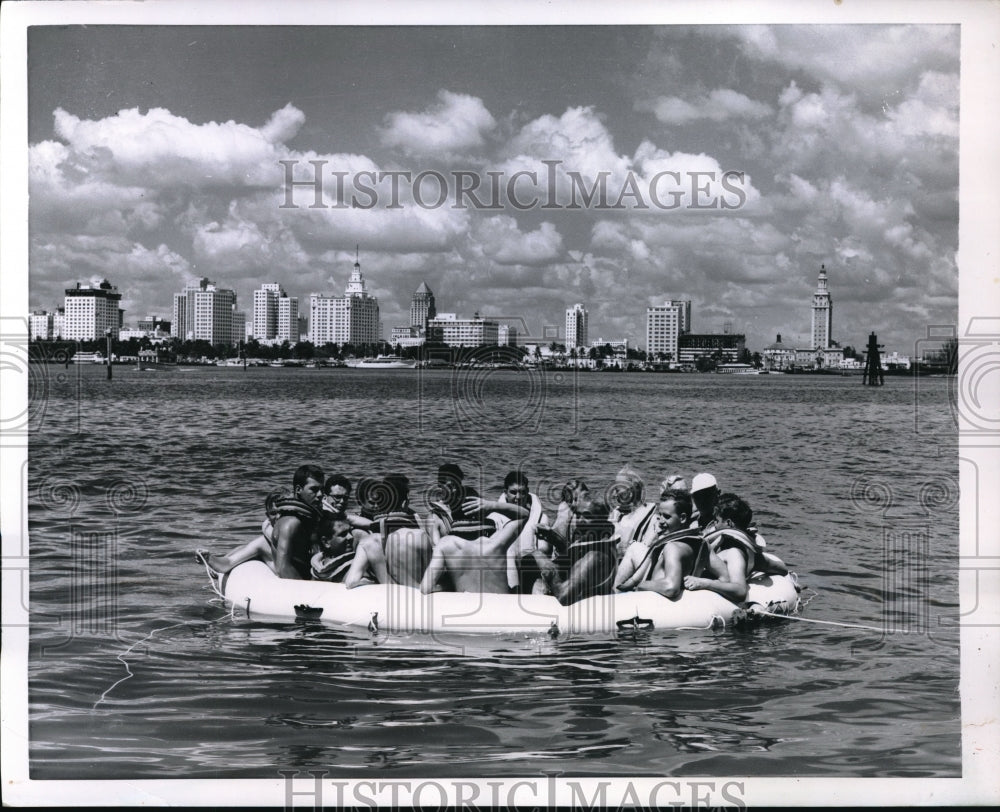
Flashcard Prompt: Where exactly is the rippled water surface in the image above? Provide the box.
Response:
[27,365,959,778]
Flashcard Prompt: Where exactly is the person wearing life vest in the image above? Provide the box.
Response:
[427,462,482,546]
[607,465,660,558]
[614,487,729,599]
[525,480,617,605]
[420,495,531,594]
[344,473,432,588]
[489,471,552,592]
[198,464,325,579]
[683,493,787,602]
[689,472,721,529]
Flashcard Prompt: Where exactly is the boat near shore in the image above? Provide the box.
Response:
[348,355,417,369]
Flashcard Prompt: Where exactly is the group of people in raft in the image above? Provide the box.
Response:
[199,462,789,606]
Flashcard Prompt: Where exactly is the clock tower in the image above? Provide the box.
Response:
[811,264,833,350]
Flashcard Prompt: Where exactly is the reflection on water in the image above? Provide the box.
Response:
[27,367,959,778]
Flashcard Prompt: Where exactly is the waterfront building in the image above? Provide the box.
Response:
[646,300,690,360]
[565,303,589,350]
[277,296,298,344]
[677,332,745,365]
[590,337,629,354]
[253,283,299,345]
[410,282,436,331]
[63,280,123,341]
[171,277,238,345]
[427,312,499,347]
[232,311,248,347]
[497,324,518,347]
[811,264,833,351]
[137,316,171,335]
[795,346,843,369]
[762,334,795,371]
[29,308,64,340]
[252,283,281,342]
[307,254,380,346]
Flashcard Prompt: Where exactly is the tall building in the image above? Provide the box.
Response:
[565,303,589,349]
[497,324,518,347]
[231,311,247,347]
[62,280,123,341]
[252,283,299,345]
[171,277,238,345]
[307,253,380,346]
[646,300,690,360]
[277,296,299,343]
[811,264,833,350]
[253,283,282,342]
[410,282,436,330]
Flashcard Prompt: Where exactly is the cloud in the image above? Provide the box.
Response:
[379,90,497,159]
[49,103,305,190]
[729,25,958,99]
[470,216,564,266]
[643,88,772,125]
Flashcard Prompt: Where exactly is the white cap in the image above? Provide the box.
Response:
[691,473,718,493]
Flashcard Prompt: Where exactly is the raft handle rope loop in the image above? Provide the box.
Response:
[368,612,379,634]
[196,549,226,600]
[93,620,191,710]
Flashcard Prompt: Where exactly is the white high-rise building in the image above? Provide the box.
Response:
[62,280,123,341]
[277,296,299,344]
[253,283,282,342]
[252,282,299,345]
[171,278,238,345]
[646,300,690,360]
[811,264,833,350]
[307,253,380,346]
[565,303,589,349]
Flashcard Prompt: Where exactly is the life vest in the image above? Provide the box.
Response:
[374,510,422,544]
[310,546,356,582]
[643,527,709,577]
[610,502,659,548]
[704,526,781,575]
[262,496,323,545]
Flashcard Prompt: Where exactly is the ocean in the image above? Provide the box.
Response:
[26,364,959,780]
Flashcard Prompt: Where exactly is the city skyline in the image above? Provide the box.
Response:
[24,24,958,355]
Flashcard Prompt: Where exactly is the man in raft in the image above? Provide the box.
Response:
[487,471,552,592]
[684,493,790,601]
[198,464,325,579]
[344,473,433,588]
[427,463,482,545]
[523,479,618,605]
[614,487,729,599]
[419,496,531,594]
[607,465,661,557]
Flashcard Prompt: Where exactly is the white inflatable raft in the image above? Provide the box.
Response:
[209,561,801,634]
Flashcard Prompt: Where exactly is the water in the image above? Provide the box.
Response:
[26,365,959,779]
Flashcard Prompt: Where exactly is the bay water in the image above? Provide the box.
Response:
[26,365,959,778]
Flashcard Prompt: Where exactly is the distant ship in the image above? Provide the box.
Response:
[715,363,760,375]
[351,355,417,369]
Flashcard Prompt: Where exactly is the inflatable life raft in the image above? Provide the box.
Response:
[208,560,802,634]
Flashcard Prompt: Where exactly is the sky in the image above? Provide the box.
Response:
[26,24,960,353]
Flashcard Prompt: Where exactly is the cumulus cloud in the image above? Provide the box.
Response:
[729,25,958,99]
[49,103,305,189]
[379,90,497,159]
[644,88,772,124]
[471,216,564,266]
